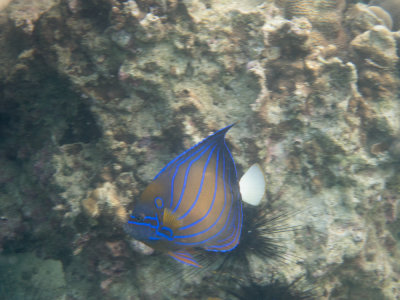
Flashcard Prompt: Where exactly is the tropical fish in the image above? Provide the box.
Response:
[124,124,265,267]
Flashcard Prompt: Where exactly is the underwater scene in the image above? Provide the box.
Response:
[0,0,400,299]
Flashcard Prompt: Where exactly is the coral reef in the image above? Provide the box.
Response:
[0,0,399,299]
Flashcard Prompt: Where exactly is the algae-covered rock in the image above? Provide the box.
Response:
[371,0,400,30]
[351,25,398,69]
[0,0,400,299]
[280,0,346,44]
[350,23,400,107]
[0,253,66,300]
[346,3,393,37]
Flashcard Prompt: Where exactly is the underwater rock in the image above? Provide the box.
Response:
[1,0,400,299]
[281,0,346,42]
[283,0,315,19]
[350,25,398,69]
[128,239,154,255]
[124,0,143,20]
[0,0,11,11]
[83,182,127,223]
[135,12,166,42]
[346,4,394,37]
[389,137,400,158]
[51,143,105,222]
[263,16,313,59]
[0,253,66,300]
[371,0,400,31]
[5,0,58,33]
[350,24,399,102]
[368,6,393,30]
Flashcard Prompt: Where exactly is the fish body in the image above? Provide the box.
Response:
[124,124,243,267]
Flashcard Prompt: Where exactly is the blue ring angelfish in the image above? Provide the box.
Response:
[124,124,243,267]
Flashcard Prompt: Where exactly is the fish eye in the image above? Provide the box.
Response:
[135,213,145,222]
[154,197,164,209]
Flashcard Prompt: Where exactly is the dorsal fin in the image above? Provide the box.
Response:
[153,124,236,180]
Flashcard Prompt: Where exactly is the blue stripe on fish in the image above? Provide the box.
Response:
[173,149,228,239]
[170,143,215,212]
[178,145,218,222]
[124,123,243,267]
[175,144,218,215]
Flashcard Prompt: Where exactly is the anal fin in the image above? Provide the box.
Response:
[168,251,202,268]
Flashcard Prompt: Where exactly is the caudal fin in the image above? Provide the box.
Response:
[239,163,266,206]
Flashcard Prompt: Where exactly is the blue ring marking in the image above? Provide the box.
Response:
[175,148,227,238]
[211,154,243,250]
[173,149,240,247]
[206,207,237,249]
[210,206,237,246]
[154,197,164,209]
[216,192,242,250]
[178,145,219,227]
[208,199,242,251]
[178,144,218,221]
[155,124,233,211]
[207,151,237,246]
[172,142,216,213]
[169,142,214,210]
[210,147,243,250]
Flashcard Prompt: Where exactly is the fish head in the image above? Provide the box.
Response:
[125,195,178,245]
[124,204,161,242]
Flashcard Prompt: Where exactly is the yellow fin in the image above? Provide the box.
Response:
[163,208,181,230]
